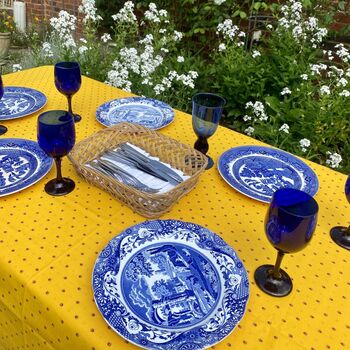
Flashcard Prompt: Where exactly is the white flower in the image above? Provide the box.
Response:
[244,126,254,136]
[339,90,350,97]
[326,152,342,168]
[139,34,153,45]
[214,0,226,4]
[112,1,136,23]
[218,43,226,52]
[217,19,245,45]
[145,3,166,23]
[78,0,102,23]
[42,42,53,57]
[300,74,308,80]
[12,64,22,72]
[245,101,268,121]
[279,123,290,133]
[252,50,261,58]
[320,85,330,95]
[299,138,311,153]
[101,33,111,43]
[243,115,252,122]
[78,45,88,54]
[50,10,76,49]
[80,38,87,44]
[281,87,291,96]
[177,56,184,63]
[173,31,183,41]
[335,43,350,63]
[336,77,348,87]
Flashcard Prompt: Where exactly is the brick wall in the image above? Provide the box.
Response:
[25,0,82,25]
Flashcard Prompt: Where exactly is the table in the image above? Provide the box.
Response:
[0,66,349,350]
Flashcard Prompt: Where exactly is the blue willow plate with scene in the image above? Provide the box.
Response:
[0,138,53,196]
[93,219,249,350]
[218,145,319,203]
[96,97,174,130]
[0,87,47,120]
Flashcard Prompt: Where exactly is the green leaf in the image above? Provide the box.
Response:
[239,11,247,19]
[253,2,262,10]
[265,96,281,113]
[338,1,345,11]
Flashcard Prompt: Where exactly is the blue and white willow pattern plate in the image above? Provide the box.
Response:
[0,87,47,120]
[93,219,249,350]
[96,97,174,130]
[218,145,319,203]
[0,138,53,196]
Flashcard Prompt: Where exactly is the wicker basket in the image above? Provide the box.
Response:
[68,122,208,218]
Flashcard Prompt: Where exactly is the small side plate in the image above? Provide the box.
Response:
[96,97,174,130]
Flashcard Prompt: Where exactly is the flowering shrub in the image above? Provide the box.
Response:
[213,0,350,172]
[20,0,350,173]
[0,11,15,33]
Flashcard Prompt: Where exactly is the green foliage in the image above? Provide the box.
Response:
[10,0,350,173]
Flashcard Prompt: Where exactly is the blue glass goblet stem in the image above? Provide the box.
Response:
[330,175,350,250]
[54,61,82,123]
[37,110,76,196]
[192,93,225,169]
[0,74,8,135]
[255,188,319,297]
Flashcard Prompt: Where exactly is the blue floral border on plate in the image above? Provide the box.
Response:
[92,219,250,350]
[96,97,174,130]
[0,86,47,120]
[0,138,53,196]
[218,145,319,203]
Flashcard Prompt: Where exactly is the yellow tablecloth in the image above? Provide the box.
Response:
[0,66,349,350]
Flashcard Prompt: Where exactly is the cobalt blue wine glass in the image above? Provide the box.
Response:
[255,188,319,297]
[0,74,8,135]
[330,175,350,250]
[54,61,82,123]
[37,110,76,196]
[192,92,225,169]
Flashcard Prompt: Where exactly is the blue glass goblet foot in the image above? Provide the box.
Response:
[254,251,293,297]
[255,188,319,297]
[0,125,7,135]
[330,175,350,250]
[45,157,75,196]
[330,226,350,250]
[194,136,214,169]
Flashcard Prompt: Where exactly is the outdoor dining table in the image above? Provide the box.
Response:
[0,66,349,350]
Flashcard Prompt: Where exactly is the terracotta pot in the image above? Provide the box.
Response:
[0,32,11,59]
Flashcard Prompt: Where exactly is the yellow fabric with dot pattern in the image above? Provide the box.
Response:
[0,66,349,350]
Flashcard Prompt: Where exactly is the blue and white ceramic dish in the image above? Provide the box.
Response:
[218,145,319,203]
[93,219,249,350]
[0,138,53,196]
[96,97,174,130]
[0,87,47,120]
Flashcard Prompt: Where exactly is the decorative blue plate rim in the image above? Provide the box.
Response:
[0,86,47,120]
[0,138,53,196]
[218,145,319,203]
[92,219,250,350]
[96,97,174,130]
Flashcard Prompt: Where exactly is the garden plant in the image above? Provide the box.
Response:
[7,0,350,173]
